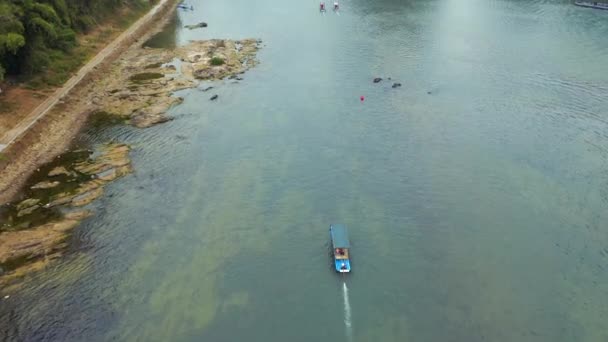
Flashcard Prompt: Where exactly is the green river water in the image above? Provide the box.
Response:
[2,0,608,341]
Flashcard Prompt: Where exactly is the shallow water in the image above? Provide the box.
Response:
[2,0,608,341]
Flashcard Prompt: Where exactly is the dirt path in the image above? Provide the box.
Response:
[0,0,178,204]
[0,0,172,153]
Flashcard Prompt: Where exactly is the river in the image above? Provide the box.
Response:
[2,0,608,341]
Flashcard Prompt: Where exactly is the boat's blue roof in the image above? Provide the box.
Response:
[330,224,350,248]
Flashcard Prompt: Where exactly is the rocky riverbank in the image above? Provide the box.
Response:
[0,144,131,286]
[94,38,260,128]
[0,38,261,286]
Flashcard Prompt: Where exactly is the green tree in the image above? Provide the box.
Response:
[0,2,26,80]
[0,0,150,81]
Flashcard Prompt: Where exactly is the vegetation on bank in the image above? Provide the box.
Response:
[0,0,156,89]
[210,56,225,66]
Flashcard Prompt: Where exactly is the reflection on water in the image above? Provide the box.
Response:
[2,0,608,341]
[144,11,181,49]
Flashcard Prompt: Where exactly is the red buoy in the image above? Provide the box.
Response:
[360,95,365,102]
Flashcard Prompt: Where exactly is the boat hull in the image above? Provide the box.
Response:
[574,2,608,10]
[334,258,351,273]
[330,224,352,273]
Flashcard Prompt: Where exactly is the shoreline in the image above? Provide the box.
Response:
[0,1,262,285]
[0,0,180,205]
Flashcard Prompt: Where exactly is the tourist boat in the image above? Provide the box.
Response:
[330,224,351,273]
[574,1,608,10]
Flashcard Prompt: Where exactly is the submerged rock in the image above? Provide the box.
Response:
[31,181,60,190]
[71,188,104,207]
[373,77,382,83]
[210,94,219,101]
[392,82,402,88]
[63,210,92,221]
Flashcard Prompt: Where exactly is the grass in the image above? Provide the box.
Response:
[210,57,225,66]
[0,98,16,115]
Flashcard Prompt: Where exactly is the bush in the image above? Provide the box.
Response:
[210,57,224,66]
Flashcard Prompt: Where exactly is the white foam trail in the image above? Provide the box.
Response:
[342,282,353,341]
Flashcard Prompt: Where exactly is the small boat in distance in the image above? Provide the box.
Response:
[330,224,351,273]
[574,1,608,10]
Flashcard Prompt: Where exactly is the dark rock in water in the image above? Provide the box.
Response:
[200,86,214,92]
[185,22,208,29]
[236,77,244,81]
[388,77,392,80]
[373,77,382,83]
[210,95,219,101]
[427,91,432,94]
[392,82,402,88]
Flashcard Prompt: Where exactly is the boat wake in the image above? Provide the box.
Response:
[342,282,353,341]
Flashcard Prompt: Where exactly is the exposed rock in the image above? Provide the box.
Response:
[0,219,81,277]
[72,188,104,207]
[31,181,60,190]
[185,22,208,29]
[17,205,40,217]
[45,194,74,208]
[131,112,173,128]
[48,166,70,177]
[373,77,382,83]
[89,39,260,129]
[210,94,218,101]
[43,145,131,210]
[73,144,131,174]
[16,199,40,212]
[392,82,402,88]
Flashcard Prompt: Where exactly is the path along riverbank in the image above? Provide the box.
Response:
[0,0,179,204]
